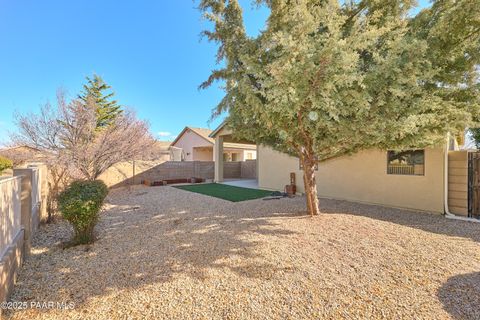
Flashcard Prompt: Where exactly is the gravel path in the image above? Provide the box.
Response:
[5,185,480,319]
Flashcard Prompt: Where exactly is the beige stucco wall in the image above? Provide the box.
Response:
[172,130,213,161]
[0,166,48,304]
[243,149,257,160]
[258,145,445,213]
[220,149,256,162]
[193,147,214,161]
[0,176,23,304]
[0,177,22,259]
[223,149,244,161]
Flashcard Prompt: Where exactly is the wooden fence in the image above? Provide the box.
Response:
[387,164,415,175]
[448,151,468,216]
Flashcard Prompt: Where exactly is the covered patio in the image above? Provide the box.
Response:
[209,122,259,184]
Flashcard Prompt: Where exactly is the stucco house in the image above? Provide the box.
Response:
[144,141,183,161]
[171,126,256,161]
[210,122,479,221]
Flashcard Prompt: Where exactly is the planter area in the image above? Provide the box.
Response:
[142,177,205,186]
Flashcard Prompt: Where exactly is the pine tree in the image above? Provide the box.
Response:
[200,0,480,216]
[78,74,123,128]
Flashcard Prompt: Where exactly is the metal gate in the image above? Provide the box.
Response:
[467,152,480,218]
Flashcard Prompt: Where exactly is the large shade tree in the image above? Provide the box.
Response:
[200,0,480,216]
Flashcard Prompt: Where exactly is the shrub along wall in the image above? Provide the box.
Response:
[58,180,108,245]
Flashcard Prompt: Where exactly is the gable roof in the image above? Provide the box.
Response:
[0,145,42,152]
[171,127,214,146]
[171,126,256,150]
[209,121,227,139]
[154,140,173,149]
[188,127,215,144]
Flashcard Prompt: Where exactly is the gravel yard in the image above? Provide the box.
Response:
[5,185,480,319]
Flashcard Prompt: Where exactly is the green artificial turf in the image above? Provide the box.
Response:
[174,183,273,202]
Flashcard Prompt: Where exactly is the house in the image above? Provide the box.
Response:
[0,145,46,166]
[143,141,182,161]
[210,122,479,220]
[171,126,256,161]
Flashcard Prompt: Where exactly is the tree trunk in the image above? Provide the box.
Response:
[300,151,320,216]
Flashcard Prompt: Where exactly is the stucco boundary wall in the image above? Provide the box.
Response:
[102,160,257,188]
[0,164,47,307]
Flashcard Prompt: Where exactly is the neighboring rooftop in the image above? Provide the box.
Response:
[172,126,256,150]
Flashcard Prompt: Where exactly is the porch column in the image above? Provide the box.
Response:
[214,136,224,182]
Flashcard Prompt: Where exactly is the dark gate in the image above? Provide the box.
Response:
[467,152,480,218]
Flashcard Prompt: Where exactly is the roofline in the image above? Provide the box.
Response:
[209,120,227,139]
[223,145,257,150]
[171,126,214,147]
[0,145,42,152]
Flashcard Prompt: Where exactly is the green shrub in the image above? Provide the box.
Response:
[58,180,108,245]
[0,156,13,174]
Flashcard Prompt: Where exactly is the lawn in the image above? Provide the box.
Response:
[174,183,273,202]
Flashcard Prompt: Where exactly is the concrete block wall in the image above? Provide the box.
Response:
[240,160,256,179]
[135,161,216,181]
[103,160,257,188]
[224,162,242,179]
[193,162,215,179]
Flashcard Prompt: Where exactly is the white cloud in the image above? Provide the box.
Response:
[157,131,172,137]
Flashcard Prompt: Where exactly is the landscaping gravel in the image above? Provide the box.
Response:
[5,185,480,319]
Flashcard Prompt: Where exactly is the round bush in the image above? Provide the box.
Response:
[58,180,108,245]
[0,156,13,174]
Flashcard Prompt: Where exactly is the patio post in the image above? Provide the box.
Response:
[214,136,224,182]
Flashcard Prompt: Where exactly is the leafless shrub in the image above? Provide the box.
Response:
[12,91,155,218]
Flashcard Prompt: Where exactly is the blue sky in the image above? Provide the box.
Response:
[0,0,429,145]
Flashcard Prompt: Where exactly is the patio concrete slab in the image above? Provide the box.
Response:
[221,179,259,189]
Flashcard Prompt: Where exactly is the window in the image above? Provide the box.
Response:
[246,152,253,160]
[387,150,425,175]
[231,153,239,161]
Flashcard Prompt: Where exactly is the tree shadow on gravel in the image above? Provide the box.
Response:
[7,187,304,315]
[319,198,480,243]
[437,272,480,320]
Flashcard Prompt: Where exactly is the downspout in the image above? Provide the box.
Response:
[444,132,456,217]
